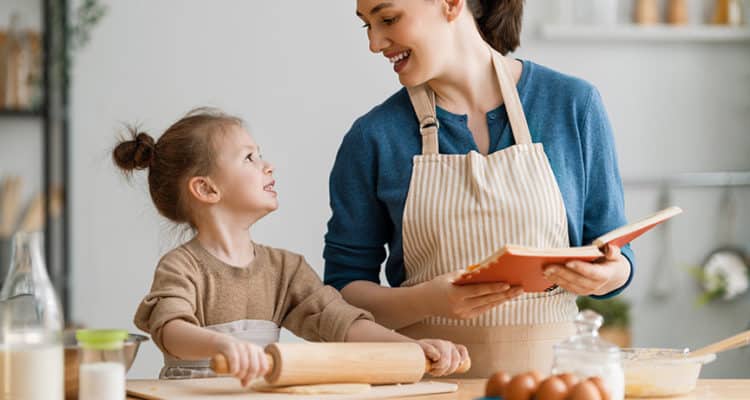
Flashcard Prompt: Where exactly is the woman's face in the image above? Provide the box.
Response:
[357,0,453,87]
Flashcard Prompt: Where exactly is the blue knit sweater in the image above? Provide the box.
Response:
[323,59,634,299]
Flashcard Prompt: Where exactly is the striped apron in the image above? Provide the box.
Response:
[398,50,577,378]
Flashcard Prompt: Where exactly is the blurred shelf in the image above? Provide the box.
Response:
[539,24,750,43]
[0,108,43,118]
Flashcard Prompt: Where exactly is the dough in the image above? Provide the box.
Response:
[250,382,372,395]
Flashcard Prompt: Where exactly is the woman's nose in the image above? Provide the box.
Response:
[368,28,390,54]
[264,160,274,174]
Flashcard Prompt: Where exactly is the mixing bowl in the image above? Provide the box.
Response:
[63,330,149,399]
[622,347,716,398]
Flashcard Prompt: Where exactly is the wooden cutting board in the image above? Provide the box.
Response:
[127,378,458,400]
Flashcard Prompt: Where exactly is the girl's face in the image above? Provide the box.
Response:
[357,0,453,87]
[211,126,278,218]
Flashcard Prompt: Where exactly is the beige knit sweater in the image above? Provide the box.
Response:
[134,238,373,354]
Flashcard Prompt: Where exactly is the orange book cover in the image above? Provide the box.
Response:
[452,206,683,292]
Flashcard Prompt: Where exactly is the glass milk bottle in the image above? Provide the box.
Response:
[0,231,64,400]
[76,330,128,400]
[551,310,625,400]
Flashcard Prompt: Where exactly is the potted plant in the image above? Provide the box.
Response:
[576,296,631,347]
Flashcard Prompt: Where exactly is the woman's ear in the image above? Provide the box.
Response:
[188,176,221,204]
[441,0,466,22]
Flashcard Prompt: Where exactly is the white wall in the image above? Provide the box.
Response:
[69,1,750,379]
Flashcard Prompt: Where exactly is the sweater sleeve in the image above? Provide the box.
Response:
[133,248,201,354]
[323,120,392,290]
[280,254,374,342]
[578,88,635,299]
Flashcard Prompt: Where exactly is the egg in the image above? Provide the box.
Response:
[568,380,602,400]
[485,370,511,397]
[535,376,569,400]
[554,372,579,390]
[587,376,610,400]
[504,373,538,400]
[525,370,544,386]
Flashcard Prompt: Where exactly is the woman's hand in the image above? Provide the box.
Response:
[216,337,270,387]
[542,245,630,296]
[419,270,524,320]
[417,338,470,376]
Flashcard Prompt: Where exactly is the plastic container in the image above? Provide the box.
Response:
[0,231,64,400]
[76,329,129,400]
[622,348,716,397]
[551,310,624,400]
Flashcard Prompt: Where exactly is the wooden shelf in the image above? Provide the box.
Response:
[539,24,750,43]
[0,108,43,118]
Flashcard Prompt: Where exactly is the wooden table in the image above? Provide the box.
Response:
[127,379,750,399]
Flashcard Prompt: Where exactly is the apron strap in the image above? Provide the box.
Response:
[405,48,533,152]
[491,51,532,145]
[407,85,440,155]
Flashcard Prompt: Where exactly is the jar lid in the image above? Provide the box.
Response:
[554,310,620,355]
[76,329,128,350]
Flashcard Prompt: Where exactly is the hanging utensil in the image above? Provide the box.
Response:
[648,185,674,300]
[0,176,23,238]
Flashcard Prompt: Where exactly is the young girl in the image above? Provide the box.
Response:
[115,108,468,386]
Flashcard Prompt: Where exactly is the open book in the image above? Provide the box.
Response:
[452,206,683,292]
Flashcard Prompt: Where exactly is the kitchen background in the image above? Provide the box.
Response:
[1,0,749,380]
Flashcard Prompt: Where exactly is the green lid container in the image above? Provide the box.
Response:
[76,329,129,350]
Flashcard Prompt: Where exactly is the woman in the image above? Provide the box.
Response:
[324,0,634,377]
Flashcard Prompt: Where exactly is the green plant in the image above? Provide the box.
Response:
[576,296,630,329]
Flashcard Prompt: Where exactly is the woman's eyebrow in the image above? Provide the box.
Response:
[356,2,395,17]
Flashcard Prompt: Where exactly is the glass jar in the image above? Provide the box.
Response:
[0,231,65,400]
[551,310,624,400]
[76,329,129,400]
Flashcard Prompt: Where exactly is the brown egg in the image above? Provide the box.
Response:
[525,370,545,386]
[485,370,511,397]
[555,372,579,390]
[505,373,538,400]
[568,380,602,400]
[587,377,610,400]
[535,376,569,400]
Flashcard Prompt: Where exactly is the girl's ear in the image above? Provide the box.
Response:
[441,0,465,22]
[188,176,221,204]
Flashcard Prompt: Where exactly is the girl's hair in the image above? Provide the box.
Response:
[112,108,244,226]
[466,0,524,55]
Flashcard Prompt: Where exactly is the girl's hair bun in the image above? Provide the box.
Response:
[113,128,156,172]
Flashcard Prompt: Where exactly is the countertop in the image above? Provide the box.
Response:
[126,378,750,399]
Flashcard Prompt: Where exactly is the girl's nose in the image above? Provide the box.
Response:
[263,160,274,174]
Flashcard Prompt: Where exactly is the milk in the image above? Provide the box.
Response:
[0,344,64,400]
[79,361,125,400]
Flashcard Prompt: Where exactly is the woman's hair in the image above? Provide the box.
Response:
[112,107,244,226]
[466,0,524,55]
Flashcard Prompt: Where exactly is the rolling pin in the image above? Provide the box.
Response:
[210,342,471,386]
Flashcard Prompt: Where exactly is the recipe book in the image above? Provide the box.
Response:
[452,206,683,292]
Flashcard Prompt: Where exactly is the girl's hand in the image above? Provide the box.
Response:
[419,271,524,320]
[216,337,270,387]
[542,245,630,296]
[417,338,470,376]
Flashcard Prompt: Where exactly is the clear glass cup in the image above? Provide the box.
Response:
[551,310,625,400]
[0,231,65,400]
[76,329,129,400]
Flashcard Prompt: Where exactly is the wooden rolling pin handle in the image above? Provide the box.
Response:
[210,352,471,376]
[210,353,274,375]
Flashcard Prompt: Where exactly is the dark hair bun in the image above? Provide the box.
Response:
[468,0,524,55]
[113,130,156,171]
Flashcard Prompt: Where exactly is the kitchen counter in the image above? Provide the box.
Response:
[126,379,750,399]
